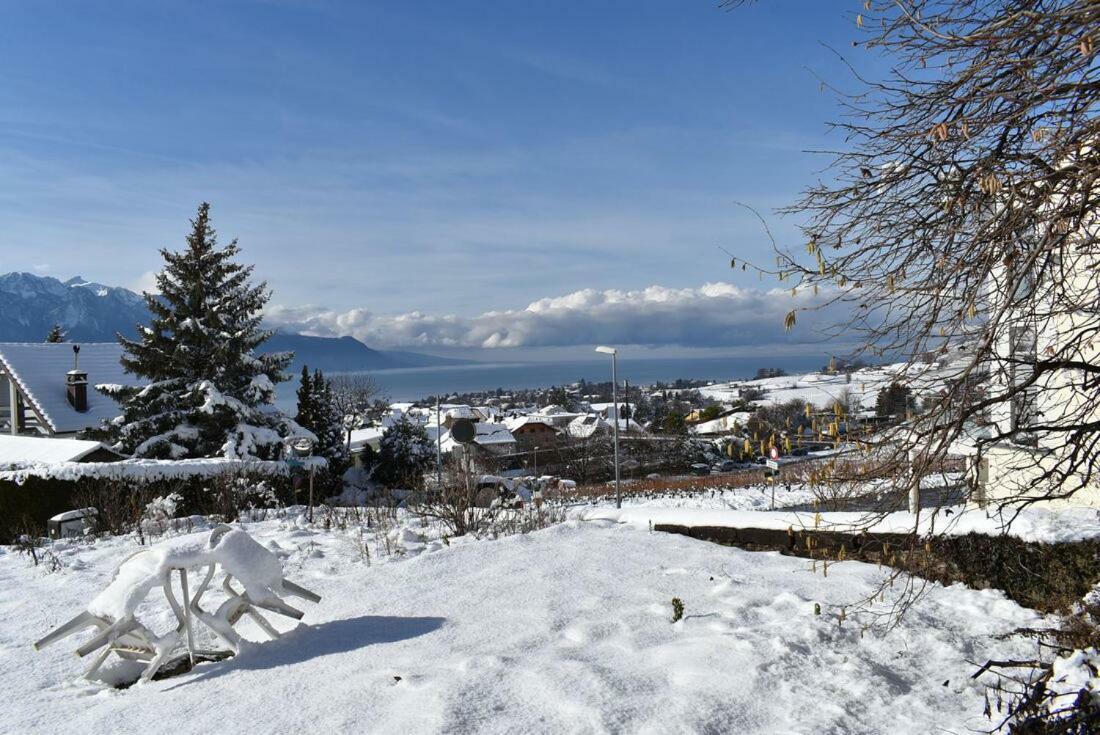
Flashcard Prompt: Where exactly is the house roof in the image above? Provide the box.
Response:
[440,422,516,453]
[0,343,133,434]
[567,414,609,439]
[0,434,119,465]
[348,427,385,453]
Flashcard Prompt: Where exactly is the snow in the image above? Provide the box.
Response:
[0,457,294,484]
[0,434,115,465]
[573,500,1100,544]
[50,507,98,523]
[698,356,969,413]
[1046,647,1100,717]
[85,527,286,621]
[0,342,135,433]
[439,421,515,453]
[0,516,1045,733]
[348,426,385,452]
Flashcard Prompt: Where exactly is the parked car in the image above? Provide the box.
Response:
[715,459,738,472]
[689,463,711,476]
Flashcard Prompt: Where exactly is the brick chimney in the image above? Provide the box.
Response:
[66,345,88,413]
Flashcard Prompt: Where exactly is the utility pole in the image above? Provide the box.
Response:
[595,346,621,509]
[435,397,443,491]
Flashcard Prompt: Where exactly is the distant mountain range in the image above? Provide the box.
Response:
[0,272,470,371]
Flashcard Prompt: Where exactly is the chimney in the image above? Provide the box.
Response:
[66,345,88,413]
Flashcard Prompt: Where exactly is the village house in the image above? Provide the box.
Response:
[0,342,130,438]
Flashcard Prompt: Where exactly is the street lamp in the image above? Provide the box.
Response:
[595,345,621,509]
[533,445,540,478]
[289,437,317,523]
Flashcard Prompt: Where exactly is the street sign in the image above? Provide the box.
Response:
[766,459,779,470]
[769,446,781,460]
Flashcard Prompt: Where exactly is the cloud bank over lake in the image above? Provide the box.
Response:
[266,282,844,350]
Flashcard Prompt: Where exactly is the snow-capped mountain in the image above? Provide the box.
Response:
[0,272,150,342]
[0,272,469,370]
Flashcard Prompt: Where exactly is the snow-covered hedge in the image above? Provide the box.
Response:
[0,456,325,485]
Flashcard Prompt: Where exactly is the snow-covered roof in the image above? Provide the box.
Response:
[0,434,119,465]
[503,415,558,432]
[690,412,752,436]
[615,418,646,434]
[0,343,134,434]
[348,427,385,453]
[440,422,516,453]
[567,414,609,439]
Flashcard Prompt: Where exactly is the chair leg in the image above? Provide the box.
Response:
[281,579,322,604]
[139,631,179,683]
[76,618,137,658]
[83,647,112,680]
[252,597,305,621]
[34,611,102,651]
[246,608,281,640]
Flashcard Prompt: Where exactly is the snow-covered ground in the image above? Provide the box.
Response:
[0,507,1050,734]
[699,354,969,412]
[576,476,1100,543]
[579,501,1100,544]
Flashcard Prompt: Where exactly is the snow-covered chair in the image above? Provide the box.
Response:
[34,524,320,683]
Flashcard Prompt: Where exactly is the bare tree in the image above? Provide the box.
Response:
[725,0,1099,725]
[723,0,1098,515]
[328,373,384,446]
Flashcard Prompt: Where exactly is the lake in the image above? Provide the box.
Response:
[274,353,828,410]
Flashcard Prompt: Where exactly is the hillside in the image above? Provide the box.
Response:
[263,333,471,372]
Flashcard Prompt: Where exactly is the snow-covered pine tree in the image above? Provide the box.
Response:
[45,323,66,343]
[95,202,311,459]
[375,415,432,488]
[295,366,317,431]
[295,367,350,491]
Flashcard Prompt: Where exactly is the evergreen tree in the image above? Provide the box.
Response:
[95,202,309,459]
[295,366,317,430]
[661,411,687,435]
[45,323,66,343]
[875,382,912,418]
[295,366,351,493]
[375,415,432,488]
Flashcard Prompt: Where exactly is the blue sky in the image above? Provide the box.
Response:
[1,1,871,357]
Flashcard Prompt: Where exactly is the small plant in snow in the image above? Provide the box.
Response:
[671,597,684,623]
[144,493,183,524]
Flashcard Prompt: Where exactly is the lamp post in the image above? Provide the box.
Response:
[533,445,540,478]
[292,437,316,523]
[595,345,621,509]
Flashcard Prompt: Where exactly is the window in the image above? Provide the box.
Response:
[1008,324,1039,446]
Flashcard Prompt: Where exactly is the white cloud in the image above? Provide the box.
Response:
[265,282,845,350]
[128,270,161,295]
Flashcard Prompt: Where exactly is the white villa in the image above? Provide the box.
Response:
[974,214,1099,507]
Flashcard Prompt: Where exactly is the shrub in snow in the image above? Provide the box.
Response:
[374,416,433,489]
[92,202,311,461]
[143,493,182,523]
[982,590,1100,732]
[1044,648,1100,722]
[671,597,684,623]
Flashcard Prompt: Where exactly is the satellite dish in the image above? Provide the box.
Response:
[450,418,476,444]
